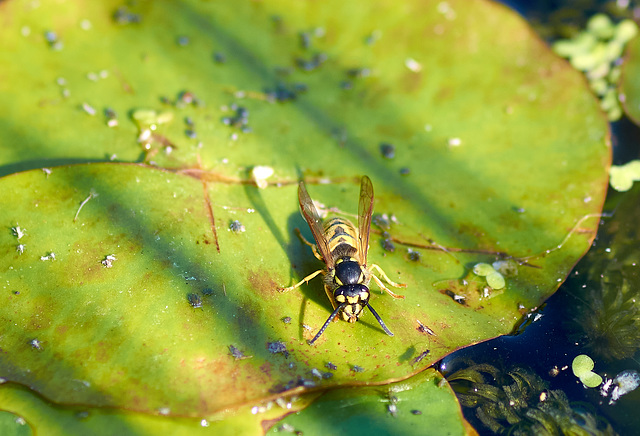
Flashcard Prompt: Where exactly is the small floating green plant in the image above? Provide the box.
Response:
[552,14,638,120]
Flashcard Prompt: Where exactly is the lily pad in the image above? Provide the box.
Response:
[0,382,317,435]
[0,0,610,431]
[268,369,467,436]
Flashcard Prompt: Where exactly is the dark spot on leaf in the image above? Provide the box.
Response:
[229,220,245,233]
[228,344,251,360]
[187,293,202,308]
[213,52,226,63]
[351,365,365,373]
[381,237,395,252]
[439,289,468,306]
[325,362,337,371]
[411,409,422,415]
[373,214,391,230]
[380,142,396,159]
[267,340,289,358]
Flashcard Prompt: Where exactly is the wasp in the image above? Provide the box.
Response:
[282,176,406,345]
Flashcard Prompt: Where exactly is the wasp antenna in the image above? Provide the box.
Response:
[308,303,346,345]
[367,303,394,337]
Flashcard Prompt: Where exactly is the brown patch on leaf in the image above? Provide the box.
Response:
[247,268,280,298]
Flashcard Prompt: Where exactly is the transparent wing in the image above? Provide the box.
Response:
[298,181,334,269]
[357,175,374,265]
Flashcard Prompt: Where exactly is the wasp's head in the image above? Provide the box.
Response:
[334,283,370,323]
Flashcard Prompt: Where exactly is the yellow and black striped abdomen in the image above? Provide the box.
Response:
[323,217,359,260]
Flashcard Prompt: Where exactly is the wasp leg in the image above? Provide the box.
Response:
[369,264,406,299]
[280,269,324,292]
[294,228,323,261]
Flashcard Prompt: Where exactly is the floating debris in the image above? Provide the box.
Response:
[44,30,63,50]
[228,344,252,360]
[11,225,25,240]
[267,341,289,357]
[351,365,365,373]
[416,319,436,335]
[101,254,117,268]
[81,102,97,116]
[221,104,251,132]
[609,370,640,404]
[187,293,203,308]
[296,53,328,72]
[104,107,118,127]
[404,57,422,72]
[177,90,203,107]
[213,52,226,63]
[40,252,56,261]
[380,142,396,159]
[448,137,462,147]
[407,248,421,262]
[282,316,292,324]
[265,82,307,102]
[372,213,391,230]
[112,6,141,25]
[325,362,337,371]
[229,220,246,233]
[251,166,274,189]
[381,233,395,252]
[492,259,518,277]
[30,339,42,350]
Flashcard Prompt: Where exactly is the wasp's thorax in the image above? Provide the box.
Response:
[334,257,364,286]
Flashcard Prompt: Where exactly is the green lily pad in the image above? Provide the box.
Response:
[0,0,610,430]
[0,410,32,436]
[268,369,467,436]
[0,382,318,435]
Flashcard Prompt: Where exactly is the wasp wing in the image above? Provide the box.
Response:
[357,175,374,265]
[298,181,334,269]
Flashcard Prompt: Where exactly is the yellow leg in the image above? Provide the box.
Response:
[369,263,406,299]
[295,228,323,261]
[280,269,324,292]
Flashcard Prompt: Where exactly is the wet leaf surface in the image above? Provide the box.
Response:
[0,0,610,432]
[267,369,467,436]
